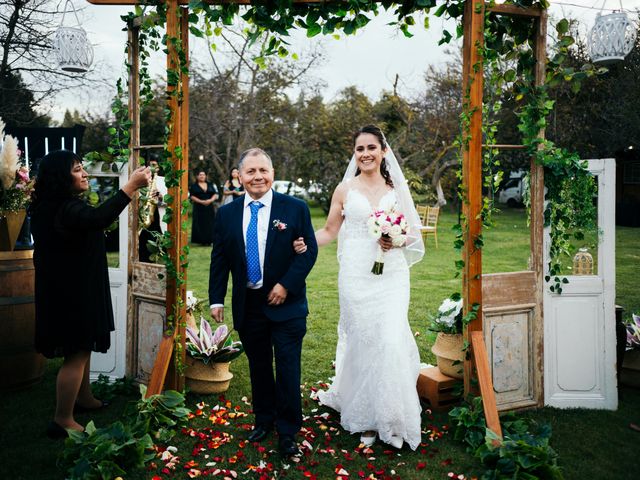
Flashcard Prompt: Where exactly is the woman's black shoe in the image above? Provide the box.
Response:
[46,421,69,439]
[74,399,110,414]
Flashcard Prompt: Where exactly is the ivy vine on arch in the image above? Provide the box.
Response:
[100,0,599,360]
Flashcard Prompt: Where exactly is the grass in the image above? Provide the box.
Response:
[1,206,638,480]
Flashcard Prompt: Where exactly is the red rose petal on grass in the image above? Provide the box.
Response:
[416,461,427,470]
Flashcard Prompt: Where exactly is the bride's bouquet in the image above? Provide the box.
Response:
[367,206,408,275]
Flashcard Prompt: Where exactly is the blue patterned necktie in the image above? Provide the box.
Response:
[246,201,264,285]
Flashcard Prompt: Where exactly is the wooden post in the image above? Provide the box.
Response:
[163,7,190,393]
[146,0,184,396]
[126,22,140,378]
[462,0,485,397]
[471,331,502,438]
[529,9,547,407]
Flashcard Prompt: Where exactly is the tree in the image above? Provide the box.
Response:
[0,0,103,126]
[548,24,640,158]
[292,86,374,211]
[0,69,49,128]
[187,24,324,184]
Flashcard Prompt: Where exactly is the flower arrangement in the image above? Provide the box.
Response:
[367,206,408,274]
[272,219,287,231]
[185,318,244,364]
[626,313,640,349]
[0,118,33,212]
[429,295,464,334]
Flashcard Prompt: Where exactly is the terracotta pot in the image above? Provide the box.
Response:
[431,332,464,379]
[0,210,26,252]
[184,356,233,394]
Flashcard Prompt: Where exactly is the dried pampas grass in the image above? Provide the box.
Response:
[1,132,20,190]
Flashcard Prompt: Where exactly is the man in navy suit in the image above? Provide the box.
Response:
[209,148,318,456]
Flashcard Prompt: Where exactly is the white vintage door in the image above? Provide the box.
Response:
[86,165,129,380]
[544,158,617,409]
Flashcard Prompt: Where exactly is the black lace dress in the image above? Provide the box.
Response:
[31,191,131,358]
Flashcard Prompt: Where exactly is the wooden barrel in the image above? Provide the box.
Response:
[0,250,45,391]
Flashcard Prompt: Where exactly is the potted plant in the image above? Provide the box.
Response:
[622,313,640,387]
[428,295,465,379]
[0,118,33,251]
[184,317,244,394]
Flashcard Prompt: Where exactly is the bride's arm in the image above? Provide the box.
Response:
[315,183,347,247]
[292,184,346,253]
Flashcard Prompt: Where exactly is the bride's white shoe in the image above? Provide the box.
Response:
[360,432,377,447]
[387,435,404,449]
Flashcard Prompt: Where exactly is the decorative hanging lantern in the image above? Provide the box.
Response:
[573,248,594,275]
[53,1,94,73]
[588,9,637,65]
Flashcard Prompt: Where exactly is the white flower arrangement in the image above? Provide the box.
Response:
[429,296,464,334]
[0,117,32,212]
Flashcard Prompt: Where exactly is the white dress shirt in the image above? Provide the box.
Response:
[243,189,272,289]
[210,189,273,309]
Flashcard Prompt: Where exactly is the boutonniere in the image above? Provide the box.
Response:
[272,219,287,231]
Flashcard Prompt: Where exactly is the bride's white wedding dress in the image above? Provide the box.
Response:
[318,187,422,450]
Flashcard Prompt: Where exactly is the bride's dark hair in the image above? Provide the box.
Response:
[353,124,394,188]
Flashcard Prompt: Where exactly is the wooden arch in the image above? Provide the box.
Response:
[87,0,548,437]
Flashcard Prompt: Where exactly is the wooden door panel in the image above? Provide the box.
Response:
[483,271,540,410]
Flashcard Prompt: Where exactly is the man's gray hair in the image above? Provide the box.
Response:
[238,147,273,171]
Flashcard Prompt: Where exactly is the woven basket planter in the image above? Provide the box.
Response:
[431,332,464,379]
[185,356,233,394]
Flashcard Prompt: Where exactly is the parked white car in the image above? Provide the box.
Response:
[498,171,525,207]
[272,180,308,199]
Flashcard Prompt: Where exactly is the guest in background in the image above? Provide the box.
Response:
[222,167,244,205]
[30,150,150,438]
[189,169,218,245]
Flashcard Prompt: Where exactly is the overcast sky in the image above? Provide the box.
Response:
[51,0,640,120]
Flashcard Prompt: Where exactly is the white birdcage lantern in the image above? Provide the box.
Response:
[588,10,637,65]
[53,1,94,73]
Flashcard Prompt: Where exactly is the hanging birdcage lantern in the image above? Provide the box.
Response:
[588,9,637,65]
[53,1,94,73]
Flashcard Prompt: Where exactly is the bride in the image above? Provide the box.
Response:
[298,125,425,449]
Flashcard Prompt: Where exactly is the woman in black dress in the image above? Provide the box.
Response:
[222,167,244,205]
[189,169,218,245]
[30,150,150,437]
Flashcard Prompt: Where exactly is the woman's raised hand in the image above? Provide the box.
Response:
[293,237,307,254]
[122,167,151,198]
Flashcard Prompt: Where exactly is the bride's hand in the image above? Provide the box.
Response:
[293,237,307,254]
[378,235,393,251]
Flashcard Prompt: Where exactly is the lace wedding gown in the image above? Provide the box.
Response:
[318,188,422,450]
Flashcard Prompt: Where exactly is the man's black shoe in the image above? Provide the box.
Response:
[247,425,271,443]
[278,435,300,457]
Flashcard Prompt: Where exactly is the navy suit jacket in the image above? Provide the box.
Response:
[208,191,318,329]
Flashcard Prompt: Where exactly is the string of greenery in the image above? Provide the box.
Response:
[97,0,598,386]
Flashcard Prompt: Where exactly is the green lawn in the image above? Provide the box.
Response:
[1,206,638,480]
